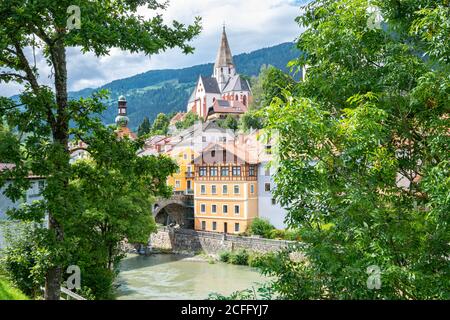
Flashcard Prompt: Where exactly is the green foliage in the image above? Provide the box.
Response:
[208,283,275,300]
[175,111,201,130]
[248,218,275,238]
[219,251,231,263]
[239,109,264,131]
[284,229,301,241]
[216,115,238,130]
[229,250,250,266]
[0,275,29,300]
[249,65,296,110]
[261,0,450,299]
[137,117,151,137]
[1,223,51,298]
[151,113,170,135]
[268,229,286,240]
[247,253,264,268]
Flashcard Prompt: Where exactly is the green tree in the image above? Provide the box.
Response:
[65,127,177,299]
[217,115,238,130]
[175,111,201,130]
[0,0,201,299]
[137,117,151,137]
[249,65,296,110]
[261,0,449,299]
[239,109,264,131]
[151,113,170,135]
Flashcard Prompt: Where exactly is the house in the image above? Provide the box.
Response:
[192,141,259,234]
[0,163,45,220]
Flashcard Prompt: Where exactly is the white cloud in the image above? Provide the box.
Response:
[0,0,306,97]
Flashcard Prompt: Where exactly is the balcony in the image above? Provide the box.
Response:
[185,189,194,195]
[185,171,195,178]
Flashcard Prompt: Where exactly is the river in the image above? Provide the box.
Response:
[115,254,268,300]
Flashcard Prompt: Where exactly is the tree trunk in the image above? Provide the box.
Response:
[44,213,63,300]
[44,39,69,300]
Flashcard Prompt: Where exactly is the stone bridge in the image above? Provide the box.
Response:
[152,194,194,229]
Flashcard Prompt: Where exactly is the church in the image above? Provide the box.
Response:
[186,26,252,120]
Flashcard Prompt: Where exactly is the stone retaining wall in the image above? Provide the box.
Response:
[148,227,296,254]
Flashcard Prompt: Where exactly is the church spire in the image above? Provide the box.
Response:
[213,25,236,90]
[214,25,234,68]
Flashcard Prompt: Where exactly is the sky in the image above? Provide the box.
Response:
[0,0,308,97]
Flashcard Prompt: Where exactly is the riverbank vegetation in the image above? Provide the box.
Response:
[246,218,301,241]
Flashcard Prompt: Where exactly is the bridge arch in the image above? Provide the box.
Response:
[153,195,194,229]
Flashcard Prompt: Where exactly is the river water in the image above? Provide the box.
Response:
[115,254,268,300]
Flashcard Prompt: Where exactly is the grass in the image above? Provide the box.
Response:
[0,275,29,300]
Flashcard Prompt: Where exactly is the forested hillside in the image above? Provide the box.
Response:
[69,42,300,130]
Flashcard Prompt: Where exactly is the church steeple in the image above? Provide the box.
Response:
[213,25,236,90]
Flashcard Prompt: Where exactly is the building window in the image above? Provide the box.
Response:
[265,145,272,155]
[272,198,277,205]
[222,185,228,194]
[235,223,240,232]
[212,205,217,214]
[210,166,218,177]
[234,185,240,194]
[211,185,217,194]
[234,205,240,215]
[201,185,206,194]
[175,180,181,188]
[221,167,229,176]
[265,167,270,176]
[199,167,207,177]
[38,181,45,193]
[200,204,206,213]
[184,154,187,160]
[248,165,255,176]
[232,166,241,176]
[223,205,228,214]
[235,94,239,101]
[211,150,216,157]
[212,221,217,231]
[201,221,206,230]
[202,136,207,142]
[265,183,271,192]
[250,184,255,194]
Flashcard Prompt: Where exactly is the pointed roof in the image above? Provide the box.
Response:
[223,75,251,93]
[214,26,234,68]
[200,75,221,94]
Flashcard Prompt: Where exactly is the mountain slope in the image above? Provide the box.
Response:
[69,42,301,130]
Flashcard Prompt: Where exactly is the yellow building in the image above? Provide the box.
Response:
[167,146,196,195]
[193,142,259,234]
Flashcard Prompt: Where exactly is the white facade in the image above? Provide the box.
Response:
[257,161,288,229]
[0,179,45,220]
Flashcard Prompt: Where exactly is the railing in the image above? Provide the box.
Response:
[60,287,87,300]
[40,287,87,300]
[185,189,194,195]
[185,172,195,178]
